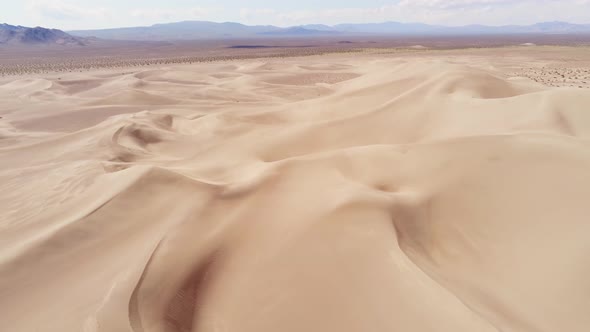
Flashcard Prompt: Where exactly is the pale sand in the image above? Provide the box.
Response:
[1,48,590,332]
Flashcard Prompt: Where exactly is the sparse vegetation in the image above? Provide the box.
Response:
[3,34,590,78]
[0,47,364,77]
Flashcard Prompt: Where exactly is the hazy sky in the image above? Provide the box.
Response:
[4,0,590,30]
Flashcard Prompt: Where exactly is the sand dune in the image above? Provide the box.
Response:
[1,52,590,332]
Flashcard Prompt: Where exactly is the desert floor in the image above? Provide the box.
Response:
[1,46,590,332]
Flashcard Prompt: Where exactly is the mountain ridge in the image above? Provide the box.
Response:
[67,20,590,41]
[0,23,85,46]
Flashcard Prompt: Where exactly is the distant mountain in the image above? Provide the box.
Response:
[260,27,338,36]
[437,21,590,35]
[67,20,590,41]
[334,22,443,34]
[333,21,590,35]
[300,24,337,32]
[0,23,85,46]
[525,21,590,33]
[69,21,282,40]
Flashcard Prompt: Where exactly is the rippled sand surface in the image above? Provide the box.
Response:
[1,50,590,332]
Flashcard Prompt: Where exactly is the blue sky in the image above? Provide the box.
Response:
[4,0,590,30]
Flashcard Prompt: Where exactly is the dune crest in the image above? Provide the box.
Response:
[1,56,590,332]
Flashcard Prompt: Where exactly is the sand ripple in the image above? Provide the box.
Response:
[1,57,590,332]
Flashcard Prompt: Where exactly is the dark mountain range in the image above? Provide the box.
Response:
[334,22,442,34]
[4,21,589,44]
[69,21,283,41]
[260,27,339,36]
[0,23,85,46]
[331,21,590,35]
[67,20,590,41]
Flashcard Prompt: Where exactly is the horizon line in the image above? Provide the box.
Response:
[3,20,590,32]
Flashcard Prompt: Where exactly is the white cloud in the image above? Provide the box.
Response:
[240,0,590,26]
[18,0,590,30]
[240,8,277,19]
[26,0,109,21]
[130,7,222,22]
[398,0,516,10]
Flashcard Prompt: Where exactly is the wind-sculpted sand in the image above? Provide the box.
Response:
[1,51,590,332]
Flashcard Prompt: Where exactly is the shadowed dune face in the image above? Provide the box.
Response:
[1,53,590,332]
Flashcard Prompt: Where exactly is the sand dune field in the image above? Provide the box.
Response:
[1,47,590,332]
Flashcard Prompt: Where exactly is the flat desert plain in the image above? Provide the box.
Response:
[1,45,590,332]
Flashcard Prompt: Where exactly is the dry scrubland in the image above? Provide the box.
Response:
[517,66,590,88]
[0,47,363,76]
[1,39,590,332]
[2,34,590,78]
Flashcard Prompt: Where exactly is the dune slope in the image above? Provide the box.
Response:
[1,57,590,332]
